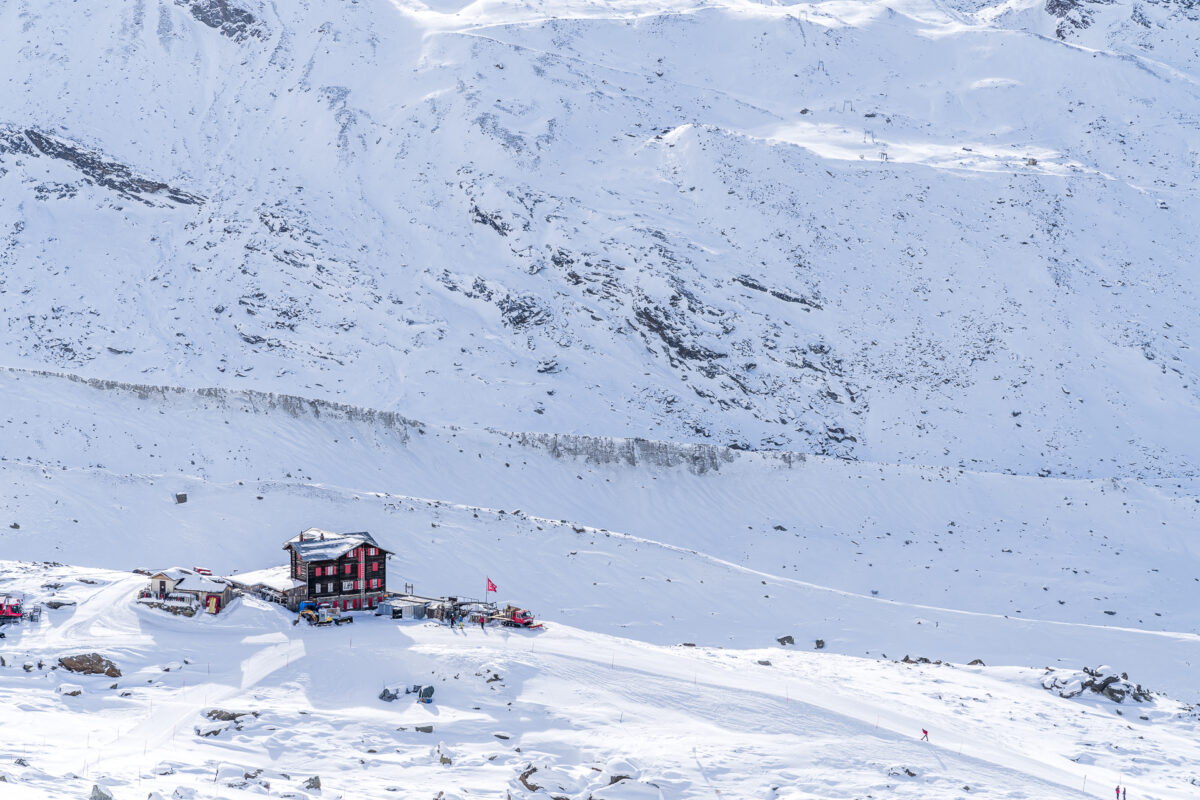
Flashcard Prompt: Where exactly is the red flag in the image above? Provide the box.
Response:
[486,578,497,593]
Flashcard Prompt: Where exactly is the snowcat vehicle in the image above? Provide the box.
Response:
[496,604,542,628]
[295,600,353,626]
[0,595,22,625]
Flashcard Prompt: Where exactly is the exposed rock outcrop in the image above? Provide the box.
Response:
[58,654,121,678]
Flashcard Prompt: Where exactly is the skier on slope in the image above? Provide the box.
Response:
[921,729,929,741]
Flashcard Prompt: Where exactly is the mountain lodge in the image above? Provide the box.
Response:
[283,528,392,612]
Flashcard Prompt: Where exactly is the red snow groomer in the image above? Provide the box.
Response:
[496,604,542,629]
[0,595,23,625]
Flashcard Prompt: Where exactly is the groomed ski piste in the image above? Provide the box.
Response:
[1,561,1199,800]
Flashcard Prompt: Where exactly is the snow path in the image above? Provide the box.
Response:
[465,623,1198,798]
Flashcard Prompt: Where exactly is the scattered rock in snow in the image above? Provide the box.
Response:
[303,775,322,789]
[814,639,825,649]
[379,686,404,702]
[89,785,114,800]
[58,653,121,677]
[1042,667,1152,703]
[968,659,986,666]
[776,635,794,646]
[58,683,83,697]
[518,765,541,791]
[205,709,255,722]
[45,599,76,609]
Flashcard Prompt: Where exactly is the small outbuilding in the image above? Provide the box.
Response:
[141,567,233,614]
[228,566,306,607]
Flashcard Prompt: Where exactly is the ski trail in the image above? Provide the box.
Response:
[462,626,1155,799]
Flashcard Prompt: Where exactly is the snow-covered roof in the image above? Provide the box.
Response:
[283,528,386,562]
[229,565,304,592]
[149,567,193,582]
[173,574,226,594]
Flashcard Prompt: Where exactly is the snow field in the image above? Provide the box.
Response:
[1,563,1198,799]
[1,367,1198,699]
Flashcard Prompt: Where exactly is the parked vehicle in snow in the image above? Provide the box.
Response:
[295,600,353,626]
[0,595,22,625]
[495,604,542,629]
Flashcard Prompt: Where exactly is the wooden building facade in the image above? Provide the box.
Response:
[283,528,391,612]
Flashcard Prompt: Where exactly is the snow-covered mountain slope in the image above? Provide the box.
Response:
[3,0,1199,475]
[2,367,1198,701]
[3,2,1200,795]
[2,564,1199,800]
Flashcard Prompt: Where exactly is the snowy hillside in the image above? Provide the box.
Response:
[2,0,1199,473]
[3,0,1200,797]
[2,564,1200,800]
[1,365,1198,699]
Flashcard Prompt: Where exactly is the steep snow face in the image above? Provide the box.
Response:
[2,0,1198,476]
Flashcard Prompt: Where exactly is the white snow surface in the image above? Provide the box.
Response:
[2,0,1200,797]
[2,564,1199,800]
[1,0,1198,472]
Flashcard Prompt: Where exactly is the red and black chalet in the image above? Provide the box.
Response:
[284,528,391,612]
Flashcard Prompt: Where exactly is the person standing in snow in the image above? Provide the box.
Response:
[1115,786,1120,800]
[921,729,929,741]
[480,614,486,631]
[1122,788,1127,800]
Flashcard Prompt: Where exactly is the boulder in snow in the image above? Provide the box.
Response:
[1042,667,1152,703]
[59,653,121,677]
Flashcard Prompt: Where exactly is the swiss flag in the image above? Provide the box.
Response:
[486,578,498,593]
